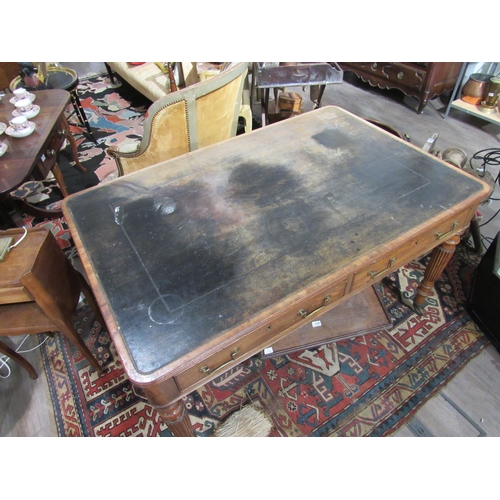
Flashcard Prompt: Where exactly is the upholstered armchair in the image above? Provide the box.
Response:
[108,62,249,177]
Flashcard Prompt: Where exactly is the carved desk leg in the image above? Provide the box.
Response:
[413,233,461,315]
[143,389,195,437]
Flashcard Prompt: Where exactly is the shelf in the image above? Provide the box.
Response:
[450,99,500,126]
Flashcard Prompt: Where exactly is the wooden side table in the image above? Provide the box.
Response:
[0,227,104,376]
[0,89,86,227]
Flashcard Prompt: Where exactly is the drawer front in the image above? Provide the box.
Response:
[354,62,388,80]
[351,210,473,292]
[0,286,33,305]
[34,118,67,178]
[175,277,348,391]
[382,63,425,90]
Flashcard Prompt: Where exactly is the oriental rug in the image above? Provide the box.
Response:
[39,244,489,437]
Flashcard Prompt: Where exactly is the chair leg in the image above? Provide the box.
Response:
[104,63,115,84]
[0,339,38,379]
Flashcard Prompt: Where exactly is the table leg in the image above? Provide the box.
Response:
[143,392,195,437]
[62,115,86,173]
[413,233,461,315]
[51,163,69,198]
[262,88,270,126]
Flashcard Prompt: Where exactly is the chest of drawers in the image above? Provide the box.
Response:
[339,62,463,113]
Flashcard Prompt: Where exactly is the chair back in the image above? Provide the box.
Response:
[113,62,248,176]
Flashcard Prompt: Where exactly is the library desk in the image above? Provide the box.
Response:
[61,106,490,436]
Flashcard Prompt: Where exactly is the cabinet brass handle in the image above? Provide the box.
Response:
[298,295,331,320]
[368,258,396,279]
[435,221,459,240]
[397,72,404,79]
[200,348,240,374]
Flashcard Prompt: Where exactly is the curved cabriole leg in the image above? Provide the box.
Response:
[413,234,461,315]
[150,397,195,437]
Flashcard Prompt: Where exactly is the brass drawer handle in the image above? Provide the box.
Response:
[435,221,459,240]
[298,295,331,320]
[368,258,396,279]
[397,72,404,79]
[199,348,240,374]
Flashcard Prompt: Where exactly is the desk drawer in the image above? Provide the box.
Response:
[0,285,33,305]
[175,277,348,391]
[33,117,67,179]
[351,210,473,292]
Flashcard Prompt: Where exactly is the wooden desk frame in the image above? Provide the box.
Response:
[62,106,490,436]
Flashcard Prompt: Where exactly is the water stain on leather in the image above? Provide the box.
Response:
[227,162,300,208]
[228,162,331,256]
[114,181,237,306]
[312,129,347,150]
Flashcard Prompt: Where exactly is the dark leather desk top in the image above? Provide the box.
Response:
[62,106,488,376]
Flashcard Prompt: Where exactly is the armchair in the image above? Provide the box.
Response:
[108,62,249,177]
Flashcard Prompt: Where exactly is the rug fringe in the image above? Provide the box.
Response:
[214,402,273,437]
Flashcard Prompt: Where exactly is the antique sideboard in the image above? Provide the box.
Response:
[339,62,463,113]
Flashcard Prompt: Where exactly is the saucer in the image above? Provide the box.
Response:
[12,104,40,119]
[9,92,36,105]
[0,142,7,157]
[5,121,36,138]
[0,122,6,135]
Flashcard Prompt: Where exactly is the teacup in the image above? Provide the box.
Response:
[14,98,33,114]
[13,88,29,101]
[9,115,29,131]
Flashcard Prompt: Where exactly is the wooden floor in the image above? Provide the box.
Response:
[2,62,500,437]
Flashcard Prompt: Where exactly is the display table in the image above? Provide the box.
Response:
[61,106,490,436]
[253,62,343,124]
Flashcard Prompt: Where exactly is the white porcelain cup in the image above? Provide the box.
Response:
[14,98,33,114]
[13,88,29,100]
[9,115,29,131]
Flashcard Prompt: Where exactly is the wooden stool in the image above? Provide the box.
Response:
[0,227,104,378]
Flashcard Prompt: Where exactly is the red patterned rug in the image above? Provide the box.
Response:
[39,244,488,437]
